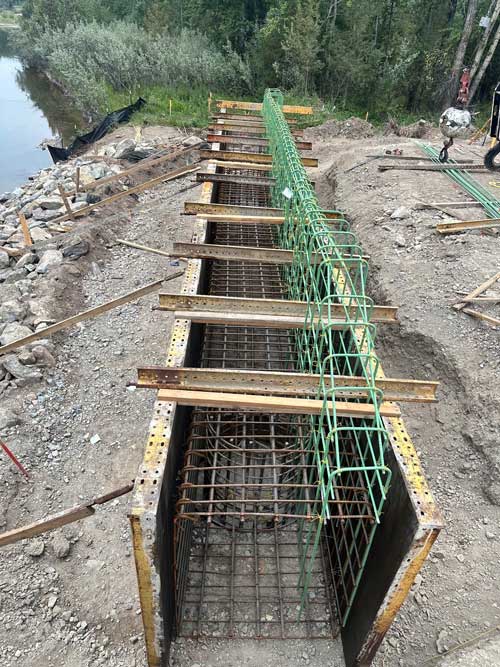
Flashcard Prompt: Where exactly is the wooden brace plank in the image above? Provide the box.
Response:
[0,484,133,547]
[0,278,177,356]
[216,100,313,115]
[65,145,196,196]
[158,293,398,324]
[436,218,500,234]
[170,242,367,265]
[461,307,500,327]
[136,367,439,403]
[200,149,318,168]
[157,388,400,418]
[50,164,200,226]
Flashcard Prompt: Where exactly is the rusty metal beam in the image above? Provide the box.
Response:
[436,217,500,234]
[170,242,367,265]
[157,293,398,325]
[212,113,298,124]
[184,201,283,217]
[135,367,439,403]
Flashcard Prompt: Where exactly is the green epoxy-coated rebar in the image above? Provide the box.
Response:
[419,142,500,218]
[262,90,391,626]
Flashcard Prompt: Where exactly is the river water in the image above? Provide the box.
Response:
[0,30,84,193]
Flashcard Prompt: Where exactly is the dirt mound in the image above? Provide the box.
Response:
[307,116,375,140]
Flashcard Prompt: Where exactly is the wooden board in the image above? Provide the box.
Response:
[65,145,195,196]
[157,388,400,418]
[136,366,439,403]
[0,484,133,547]
[216,100,313,115]
[0,278,173,356]
[50,164,200,226]
[200,149,318,168]
[462,307,500,327]
[158,293,398,323]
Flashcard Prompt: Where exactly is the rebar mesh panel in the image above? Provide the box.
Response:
[176,523,336,640]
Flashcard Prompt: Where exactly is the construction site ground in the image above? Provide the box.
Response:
[0,121,499,667]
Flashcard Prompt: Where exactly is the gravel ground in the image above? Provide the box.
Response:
[1,122,499,667]
[307,127,500,666]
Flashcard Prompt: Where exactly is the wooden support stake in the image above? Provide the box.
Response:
[117,238,172,259]
[200,149,319,168]
[462,307,500,327]
[18,211,33,247]
[0,278,177,356]
[58,184,74,220]
[0,484,134,547]
[75,166,81,193]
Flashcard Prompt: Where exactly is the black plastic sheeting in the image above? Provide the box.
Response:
[47,98,146,163]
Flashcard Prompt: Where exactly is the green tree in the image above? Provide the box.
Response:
[279,0,322,94]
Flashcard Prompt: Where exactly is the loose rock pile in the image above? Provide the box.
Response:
[0,136,174,397]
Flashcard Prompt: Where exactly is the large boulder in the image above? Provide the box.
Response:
[1,354,42,382]
[38,196,64,211]
[0,322,33,346]
[0,299,28,324]
[114,138,136,159]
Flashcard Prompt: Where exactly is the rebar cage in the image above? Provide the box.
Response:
[171,91,393,639]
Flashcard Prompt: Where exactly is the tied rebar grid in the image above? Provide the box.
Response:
[174,175,350,640]
[262,89,392,625]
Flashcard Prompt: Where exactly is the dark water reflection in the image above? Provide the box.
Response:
[0,29,85,192]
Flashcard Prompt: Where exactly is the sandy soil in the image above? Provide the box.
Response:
[1,121,499,667]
